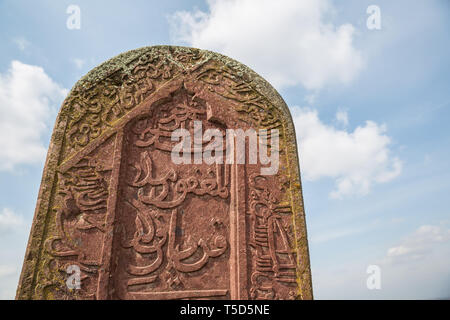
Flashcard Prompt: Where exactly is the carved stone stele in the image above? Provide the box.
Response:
[16,46,313,300]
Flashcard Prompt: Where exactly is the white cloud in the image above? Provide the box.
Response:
[0,61,67,171]
[169,0,364,90]
[0,208,24,232]
[293,107,402,198]
[386,225,450,264]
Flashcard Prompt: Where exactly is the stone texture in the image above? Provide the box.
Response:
[16,46,313,300]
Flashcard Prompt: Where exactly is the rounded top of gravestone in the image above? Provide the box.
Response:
[55,45,299,162]
[68,45,290,125]
[78,46,283,98]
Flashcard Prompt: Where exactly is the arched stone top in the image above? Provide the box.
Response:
[58,46,297,160]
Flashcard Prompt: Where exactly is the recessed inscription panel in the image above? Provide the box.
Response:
[112,88,231,299]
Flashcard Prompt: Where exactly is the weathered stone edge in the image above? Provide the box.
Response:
[16,45,313,299]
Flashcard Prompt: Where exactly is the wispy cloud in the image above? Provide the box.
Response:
[335,109,349,127]
[311,227,366,244]
[386,224,450,264]
[71,58,86,69]
[0,264,20,300]
[0,265,17,278]
[12,37,30,51]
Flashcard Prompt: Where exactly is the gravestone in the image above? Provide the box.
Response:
[16,46,313,300]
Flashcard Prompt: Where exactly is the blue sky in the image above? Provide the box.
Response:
[0,0,449,299]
